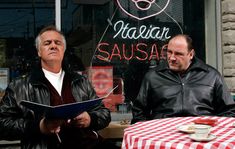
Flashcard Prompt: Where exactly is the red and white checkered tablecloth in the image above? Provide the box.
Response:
[122,116,235,149]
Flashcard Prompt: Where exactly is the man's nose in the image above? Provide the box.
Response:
[50,41,57,49]
[168,53,176,60]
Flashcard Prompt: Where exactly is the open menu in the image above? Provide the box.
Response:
[20,86,117,119]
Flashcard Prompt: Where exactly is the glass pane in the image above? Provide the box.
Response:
[0,1,205,121]
[61,0,204,117]
[0,1,61,81]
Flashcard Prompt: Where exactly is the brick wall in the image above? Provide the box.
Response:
[222,0,235,93]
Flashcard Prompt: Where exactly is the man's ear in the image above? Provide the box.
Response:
[190,49,195,60]
[38,50,41,57]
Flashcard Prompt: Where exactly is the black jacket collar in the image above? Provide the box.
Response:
[29,61,82,85]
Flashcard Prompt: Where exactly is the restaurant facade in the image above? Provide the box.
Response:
[0,0,235,112]
[1,0,235,148]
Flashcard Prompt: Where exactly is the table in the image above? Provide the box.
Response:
[98,121,129,139]
[98,121,130,148]
[122,116,235,149]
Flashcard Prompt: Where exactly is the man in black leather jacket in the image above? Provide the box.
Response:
[0,25,111,149]
[132,34,235,124]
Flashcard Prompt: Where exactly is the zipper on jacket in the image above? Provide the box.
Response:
[178,74,184,113]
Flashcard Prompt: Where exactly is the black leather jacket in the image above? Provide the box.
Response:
[0,64,111,149]
[132,58,235,124]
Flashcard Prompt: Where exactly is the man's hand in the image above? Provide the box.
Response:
[39,118,64,134]
[68,111,91,128]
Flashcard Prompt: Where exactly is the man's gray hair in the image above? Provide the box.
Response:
[35,25,66,51]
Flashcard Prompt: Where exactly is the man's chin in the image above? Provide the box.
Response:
[169,66,180,72]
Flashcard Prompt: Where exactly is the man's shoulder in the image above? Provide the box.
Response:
[193,59,222,79]
[11,74,30,83]
[192,58,219,72]
[200,61,221,75]
[7,74,31,91]
[143,68,162,81]
[69,71,88,80]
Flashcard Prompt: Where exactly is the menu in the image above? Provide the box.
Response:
[20,86,117,119]
[20,98,103,119]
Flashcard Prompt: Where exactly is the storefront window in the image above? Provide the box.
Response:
[62,0,205,114]
[0,0,205,115]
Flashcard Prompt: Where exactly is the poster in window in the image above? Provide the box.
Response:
[88,66,113,97]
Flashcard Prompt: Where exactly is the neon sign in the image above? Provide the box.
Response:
[117,0,170,20]
[95,0,177,62]
[113,20,170,40]
[97,42,166,61]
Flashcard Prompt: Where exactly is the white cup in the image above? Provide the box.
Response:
[194,124,211,138]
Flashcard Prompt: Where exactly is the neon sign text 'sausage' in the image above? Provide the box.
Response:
[113,20,171,40]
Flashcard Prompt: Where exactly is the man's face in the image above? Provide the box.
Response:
[167,36,194,73]
[37,30,65,64]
